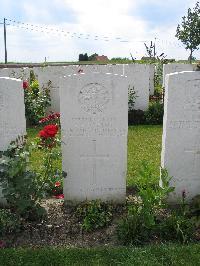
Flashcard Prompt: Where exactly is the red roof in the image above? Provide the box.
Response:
[95,55,108,61]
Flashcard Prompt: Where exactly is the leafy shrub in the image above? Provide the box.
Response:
[24,73,51,125]
[128,86,138,111]
[154,84,163,97]
[0,209,21,236]
[117,162,174,245]
[144,101,164,125]
[154,62,163,89]
[159,212,195,244]
[117,210,141,245]
[76,200,113,231]
[0,138,46,221]
[128,110,145,125]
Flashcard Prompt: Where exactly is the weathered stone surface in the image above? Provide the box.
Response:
[149,64,155,95]
[0,77,26,151]
[161,71,200,202]
[59,72,128,204]
[162,63,196,88]
[0,67,29,80]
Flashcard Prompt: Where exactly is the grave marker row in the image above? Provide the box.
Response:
[0,64,155,114]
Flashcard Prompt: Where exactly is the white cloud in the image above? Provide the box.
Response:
[0,0,199,62]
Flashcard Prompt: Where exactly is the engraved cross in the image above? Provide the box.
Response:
[80,140,109,183]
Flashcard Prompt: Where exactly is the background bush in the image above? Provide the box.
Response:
[144,102,164,125]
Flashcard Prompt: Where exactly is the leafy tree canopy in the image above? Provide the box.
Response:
[176,1,200,62]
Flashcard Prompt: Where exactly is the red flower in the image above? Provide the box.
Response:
[39,117,48,124]
[54,194,64,199]
[39,113,60,124]
[43,124,58,138]
[55,181,61,187]
[38,124,58,139]
[38,129,49,138]
[23,80,29,89]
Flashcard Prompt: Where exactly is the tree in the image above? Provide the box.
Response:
[79,53,89,61]
[79,54,84,61]
[176,1,200,63]
[83,53,88,61]
[88,53,98,61]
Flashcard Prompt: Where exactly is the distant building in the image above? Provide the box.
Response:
[95,55,109,61]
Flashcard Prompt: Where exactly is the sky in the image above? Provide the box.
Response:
[0,0,199,62]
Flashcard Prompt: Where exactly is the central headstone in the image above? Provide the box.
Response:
[59,73,128,204]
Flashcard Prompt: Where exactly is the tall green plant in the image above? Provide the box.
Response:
[117,162,174,245]
[128,86,138,111]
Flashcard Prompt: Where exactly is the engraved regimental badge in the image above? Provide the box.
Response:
[78,83,112,114]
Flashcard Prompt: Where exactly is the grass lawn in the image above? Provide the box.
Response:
[0,244,200,266]
[27,125,163,186]
[127,125,162,186]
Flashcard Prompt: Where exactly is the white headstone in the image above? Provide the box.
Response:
[0,67,29,80]
[59,73,128,204]
[0,77,26,203]
[161,71,200,203]
[149,64,155,95]
[124,64,153,110]
[162,63,196,88]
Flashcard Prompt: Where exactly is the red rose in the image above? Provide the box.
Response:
[23,80,28,89]
[55,181,61,187]
[38,124,58,139]
[38,129,48,138]
[43,124,58,138]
